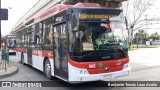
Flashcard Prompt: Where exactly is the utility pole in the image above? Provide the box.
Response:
[0,0,8,49]
[0,0,1,49]
[145,15,148,39]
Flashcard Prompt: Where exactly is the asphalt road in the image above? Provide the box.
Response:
[1,47,160,90]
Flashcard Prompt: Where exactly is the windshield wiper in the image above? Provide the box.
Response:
[81,50,110,57]
[99,46,128,56]
[116,47,128,56]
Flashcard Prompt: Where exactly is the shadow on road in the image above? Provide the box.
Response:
[17,62,110,87]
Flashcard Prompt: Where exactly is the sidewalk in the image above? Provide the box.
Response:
[0,63,18,79]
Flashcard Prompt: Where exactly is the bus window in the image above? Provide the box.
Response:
[39,22,43,44]
[49,25,53,44]
[41,18,53,50]
[31,25,35,43]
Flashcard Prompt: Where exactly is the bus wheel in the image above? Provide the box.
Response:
[21,53,24,64]
[44,59,52,79]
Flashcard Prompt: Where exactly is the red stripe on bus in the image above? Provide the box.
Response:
[68,57,129,74]
[15,48,54,59]
[16,48,27,53]
[32,50,54,59]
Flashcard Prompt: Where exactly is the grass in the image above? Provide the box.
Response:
[129,44,160,51]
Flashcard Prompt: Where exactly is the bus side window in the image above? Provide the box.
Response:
[34,23,40,49]
[39,22,43,44]
[31,25,35,44]
[53,26,59,47]
[49,25,53,47]
[24,32,27,48]
[43,18,53,50]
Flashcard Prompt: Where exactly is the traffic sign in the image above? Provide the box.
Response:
[0,9,8,20]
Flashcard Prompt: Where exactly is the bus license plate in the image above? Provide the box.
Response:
[103,74,113,79]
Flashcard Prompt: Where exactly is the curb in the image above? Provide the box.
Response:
[0,65,18,79]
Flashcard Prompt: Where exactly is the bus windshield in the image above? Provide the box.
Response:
[6,35,16,48]
[69,11,128,62]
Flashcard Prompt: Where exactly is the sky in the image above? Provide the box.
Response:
[1,0,39,36]
[142,0,160,35]
[1,0,160,36]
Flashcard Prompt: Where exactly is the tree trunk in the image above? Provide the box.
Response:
[128,28,133,49]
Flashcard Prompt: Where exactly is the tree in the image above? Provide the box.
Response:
[122,0,157,48]
[134,30,147,41]
[150,32,159,41]
[134,29,148,45]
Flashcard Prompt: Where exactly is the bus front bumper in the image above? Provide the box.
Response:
[68,63,131,82]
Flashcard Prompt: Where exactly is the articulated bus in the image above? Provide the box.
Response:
[2,34,16,54]
[15,3,131,82]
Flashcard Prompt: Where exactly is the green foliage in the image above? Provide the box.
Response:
[134,30,148,41]
[150,32,159,41]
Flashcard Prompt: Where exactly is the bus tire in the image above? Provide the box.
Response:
[21,53,25,64]
[44,59,52,79]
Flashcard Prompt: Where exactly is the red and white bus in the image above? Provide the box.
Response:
[14,3,131,82]
[2,34,16,54]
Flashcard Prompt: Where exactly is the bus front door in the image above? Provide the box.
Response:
[53,24,68,80]
[27,32,32,65]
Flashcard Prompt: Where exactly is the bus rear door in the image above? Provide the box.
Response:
[27,32,33,65]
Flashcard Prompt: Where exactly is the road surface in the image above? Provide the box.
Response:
[1,47,160,90]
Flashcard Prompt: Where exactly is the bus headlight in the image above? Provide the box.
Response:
[123,63,130,69]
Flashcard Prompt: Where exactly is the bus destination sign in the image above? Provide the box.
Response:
[79,13,116,20]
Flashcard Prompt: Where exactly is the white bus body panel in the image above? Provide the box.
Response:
[32,55,54,76]
[16,51,21,60]
[16,51,54,76]
[23,53,28,64]
[32,55,44,71]
[68,63,131,82]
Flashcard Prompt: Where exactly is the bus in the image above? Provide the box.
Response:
[2,34,16,54]
[15,3,131,82]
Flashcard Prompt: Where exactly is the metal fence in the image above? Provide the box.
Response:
[0,49,9,71]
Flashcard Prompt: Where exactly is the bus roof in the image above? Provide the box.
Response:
[33,3,101,24]
[10,0,128,34]
[14,3,123,32]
